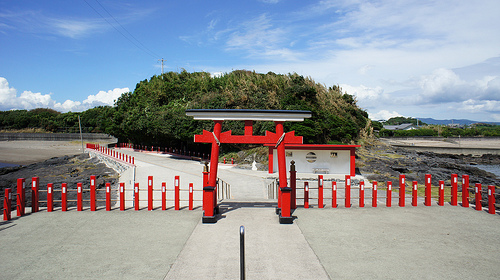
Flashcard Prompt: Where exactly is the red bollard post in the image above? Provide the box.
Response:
[399,175,405,207]
[134,183,139,210]
[161,182,167,210]
[488,185,496,214]
[304,182,309,209]
[47,183,53,212]
[318,175,324,208]
[372,181,378,207]
[359,181,365,207]
[148,176,153,211]
[189,183,194,210]
[90,175,96,211]
[332,181,337,208]
[17,178,26,216]
[223,157,226,164]
[345,175,351,208]
[119,182,125,211]
[77,183,83,211]
[3,188,12,221]
[61,183,67,212]
[202,165,209,211]
[462,175,469,207]
[174,176,180,211]
[231,158,234,165]
[475,183,482,211]
[32,177,39,213]
[438,180,445,206]
[451,174,458,206]
[425,174,432,206]
[412,181,418,206]
[132,157,135,165]
[105,183,111,211]
[386,181,392,207]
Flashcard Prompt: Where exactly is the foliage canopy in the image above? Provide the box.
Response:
[0,70,372,151]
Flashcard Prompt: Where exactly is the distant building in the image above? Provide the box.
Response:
[383,123,416,130]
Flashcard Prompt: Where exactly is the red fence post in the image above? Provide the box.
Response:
[372,181,378,207]
[3,188,11,221]
[189,183,193,210]
[462,175,469,207]
[438,180,445,206]
[386,181,392,207]
[451,174,458,206]
[17,178,25,216]
[61,183,67,212]
[119,182,125,211]
[332,181,337,208]
[31,177,39,213]
[488,186,496,214]
[399,175,405,207]
[304,182,309,209]
[475,183,482,211]
[359,181,365,207]
[175,176,180,211]
[90,175,96,211]
[77,183,83,211]
[412,181,418,206]
[425,174,432,206]
[134,183,139,211]
[318,175,324,208]
[148,176,153,211]
[47,183,53,212]
[345,175,351,208]
[202,165,209,211]
[162,182,167,211]
[106,183,111,211]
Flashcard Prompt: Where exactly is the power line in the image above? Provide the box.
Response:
[82,0,160,59]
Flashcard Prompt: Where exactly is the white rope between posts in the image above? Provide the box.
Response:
[275,133,286,148]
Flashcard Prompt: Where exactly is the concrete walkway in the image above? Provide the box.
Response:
[1,149,500,279]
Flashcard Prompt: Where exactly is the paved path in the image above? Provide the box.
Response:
[1,148,500,279]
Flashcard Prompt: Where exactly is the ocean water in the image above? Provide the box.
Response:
[475,164,500,178]
[0,162,19,168]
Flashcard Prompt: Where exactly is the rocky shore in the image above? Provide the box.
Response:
[358,140,500,205]
[0,153,118,209]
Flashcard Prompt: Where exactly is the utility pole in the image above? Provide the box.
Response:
[158,58,166,75]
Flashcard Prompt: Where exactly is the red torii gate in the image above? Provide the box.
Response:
[186,109,311,224]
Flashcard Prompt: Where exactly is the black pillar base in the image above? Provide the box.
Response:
[275,207,281,215]
[202,215,217,223]
[279,214,294,224]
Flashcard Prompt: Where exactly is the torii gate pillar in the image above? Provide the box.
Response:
[186,109,311,224]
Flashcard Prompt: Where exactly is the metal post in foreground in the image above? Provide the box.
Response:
[240,225,245,280]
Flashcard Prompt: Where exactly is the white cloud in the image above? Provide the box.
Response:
[0,77,128,112]
[48,18,105,39]
[0,77,17,103]
[340,84,383,103]
[459,99,500,114]
[369,110,403,121]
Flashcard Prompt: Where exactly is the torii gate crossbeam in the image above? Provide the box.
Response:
[186,109,311,224]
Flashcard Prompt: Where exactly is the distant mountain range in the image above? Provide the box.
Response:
[417,118,500,125]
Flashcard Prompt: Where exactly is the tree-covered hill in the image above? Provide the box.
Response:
[1,70,372,152]
[112,70,370,148]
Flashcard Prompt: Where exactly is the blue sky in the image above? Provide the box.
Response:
[1,0,499,122]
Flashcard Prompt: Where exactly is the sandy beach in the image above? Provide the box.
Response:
[0,140,113,165]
